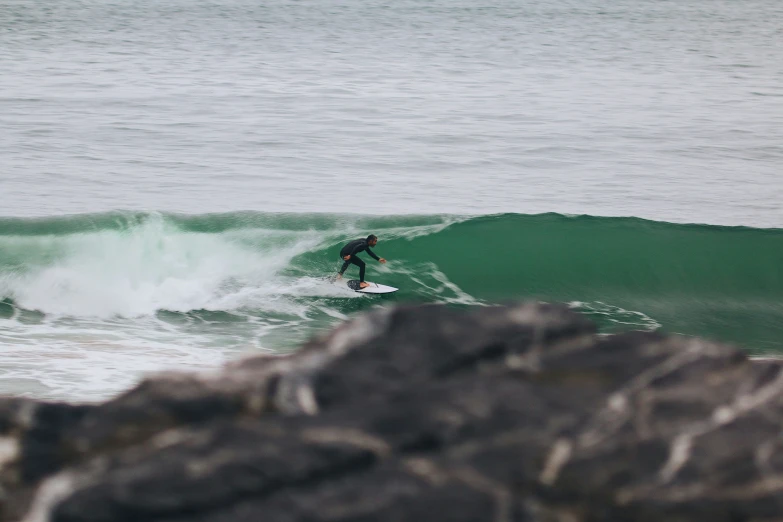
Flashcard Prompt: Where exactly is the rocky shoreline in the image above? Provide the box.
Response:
[2,302,782,521]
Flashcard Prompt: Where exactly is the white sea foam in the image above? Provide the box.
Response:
[1,215,326,318]
[0,214,464,401]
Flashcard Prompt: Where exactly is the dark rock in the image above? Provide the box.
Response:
[1,303,782,522]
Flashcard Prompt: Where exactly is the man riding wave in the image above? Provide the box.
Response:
[336,234,387,289]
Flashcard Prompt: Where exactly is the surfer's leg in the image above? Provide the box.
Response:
[338,259,351,276]
[351,257,366,282]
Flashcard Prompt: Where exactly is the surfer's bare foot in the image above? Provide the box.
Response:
[336,274,342,280]
[359,282,370,289]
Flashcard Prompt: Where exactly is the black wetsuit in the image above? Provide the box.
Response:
[338,239,380,282]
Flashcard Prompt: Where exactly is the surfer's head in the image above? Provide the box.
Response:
[367,234,378,246]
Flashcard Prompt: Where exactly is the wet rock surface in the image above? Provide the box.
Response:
[2,303,783,521]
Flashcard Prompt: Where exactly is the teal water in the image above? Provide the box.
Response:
[1,212,782,400]
[1,0,782,400]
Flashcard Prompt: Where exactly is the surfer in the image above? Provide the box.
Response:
[336,234,387,289]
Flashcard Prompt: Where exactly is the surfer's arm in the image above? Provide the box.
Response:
[366,248,380,261]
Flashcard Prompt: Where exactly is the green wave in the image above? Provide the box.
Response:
[305,212,783,353]
[2,211,782,353]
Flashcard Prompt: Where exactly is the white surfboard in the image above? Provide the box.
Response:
[347,279,398,294]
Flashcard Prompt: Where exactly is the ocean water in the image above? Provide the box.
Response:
[1,0,782,401]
